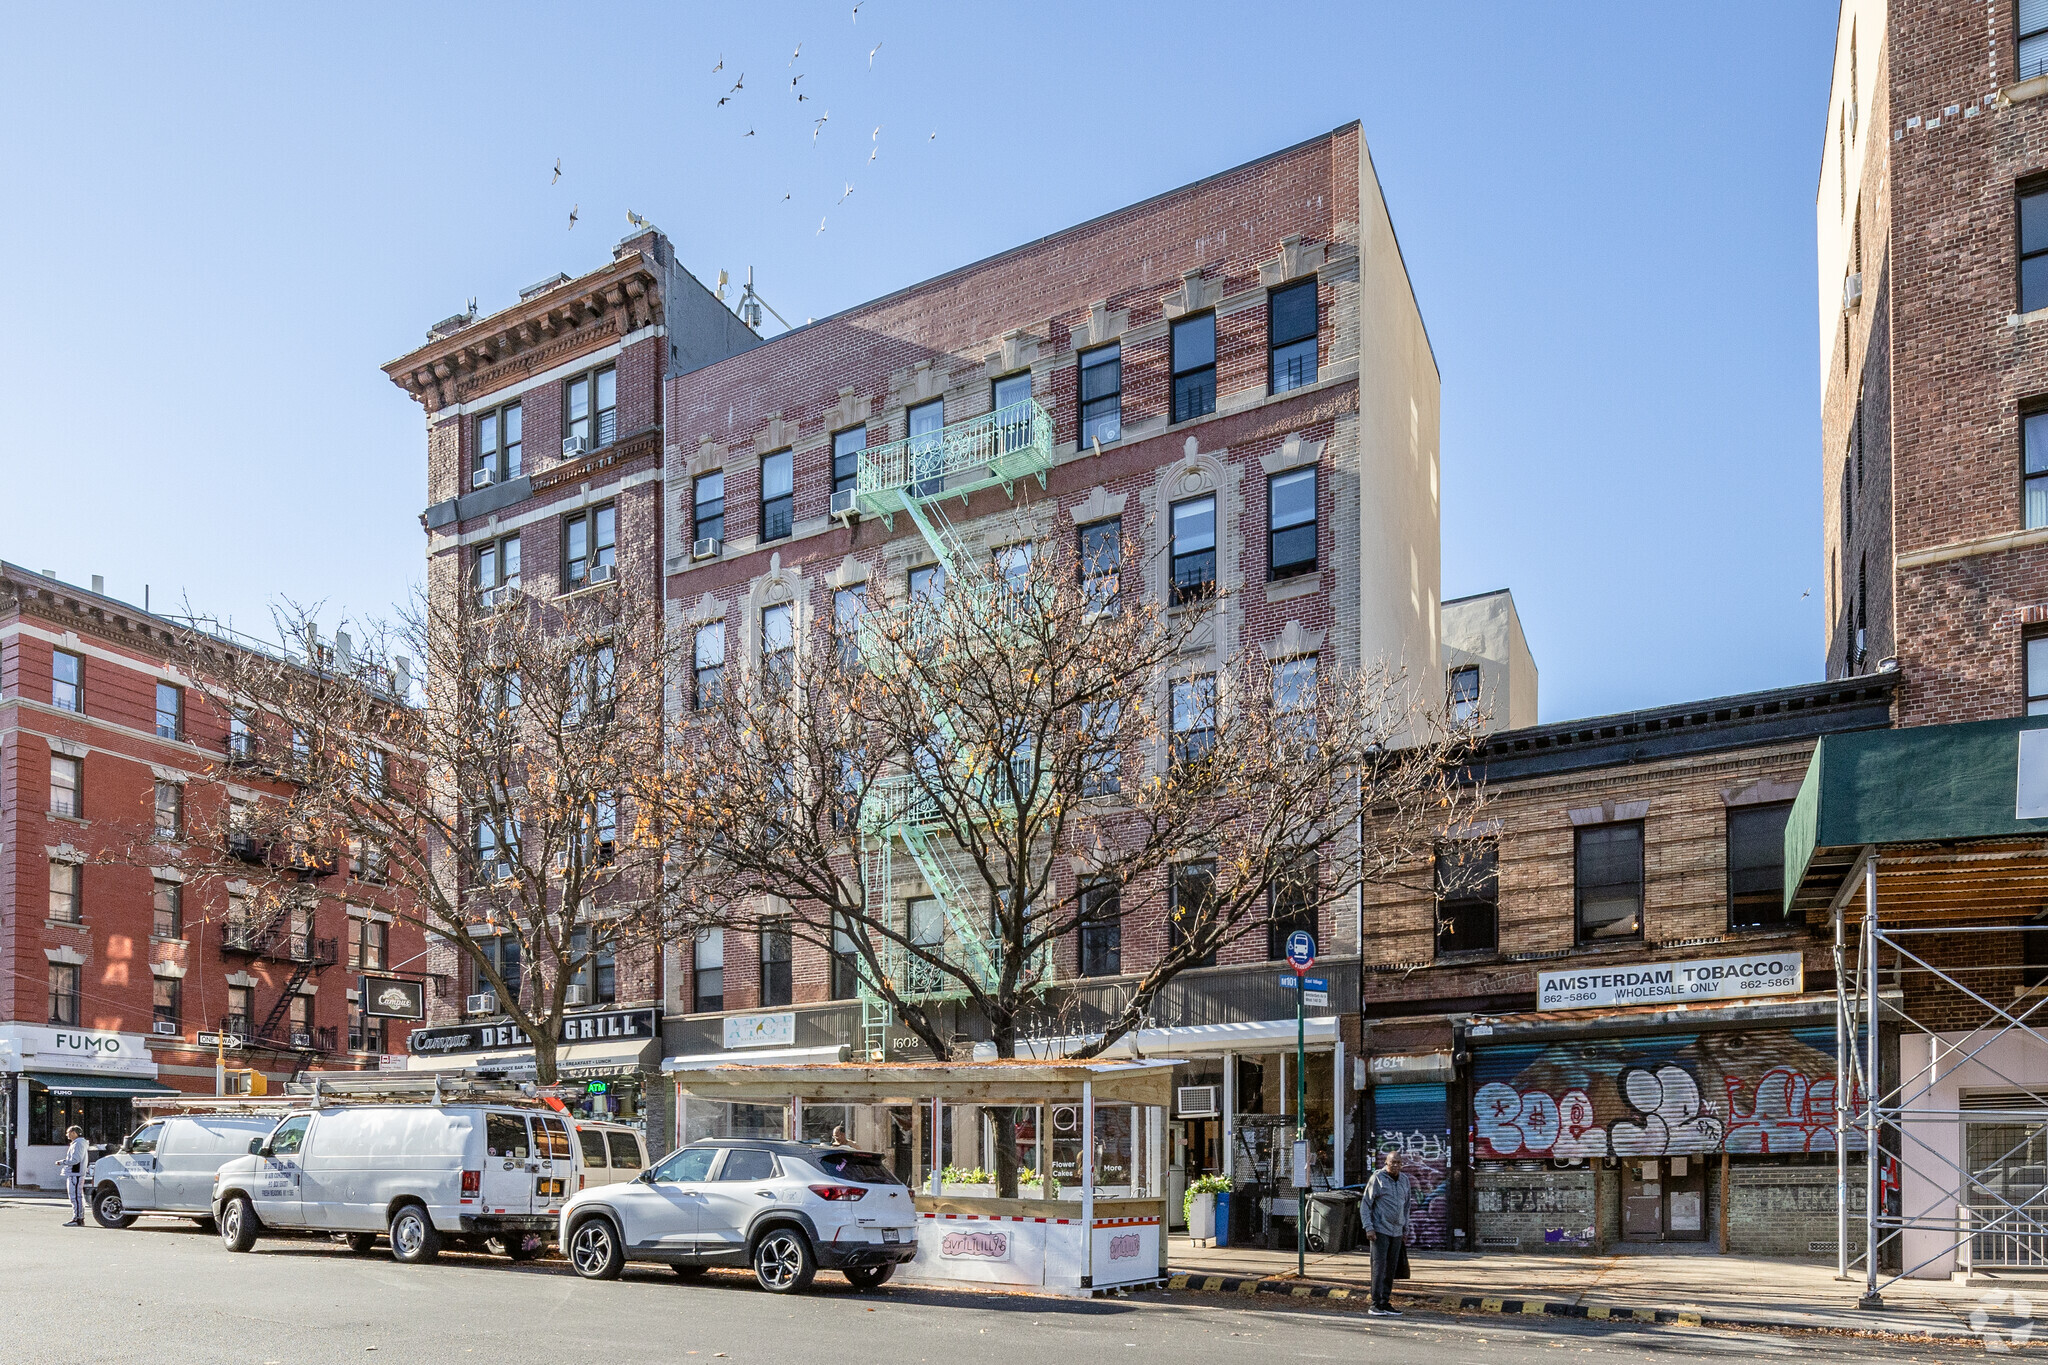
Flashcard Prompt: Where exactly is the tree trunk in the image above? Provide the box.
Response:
[992,1015,1021,1198]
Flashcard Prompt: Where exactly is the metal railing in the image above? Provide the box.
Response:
[855,399,1051,516]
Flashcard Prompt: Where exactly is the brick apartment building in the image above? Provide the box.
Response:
[0,564,422,1188]
[654,121,1441,1190]
[381,227,759,1133]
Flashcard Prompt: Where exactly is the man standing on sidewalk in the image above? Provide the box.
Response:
[58,1125,89,1226]
[1363,1149,1415,1316]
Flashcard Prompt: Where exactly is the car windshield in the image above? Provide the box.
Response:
[648,1147,716,1183]
[815,1151,900,1185]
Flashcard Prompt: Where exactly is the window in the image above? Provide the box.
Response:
[351,1015,386,1054]
[1079,343,1122,447]
[1434,839,1499,956]
[475,534,521,598]
[153,879,182,939]
[2030,632,2048,716]
[1273,656,1317,740]
[479,934,521,1005]
[606,1130,641,1171]
[565,365,617,449]
[996,541,1035,593]
[48,963,80,1026]
[1079,884,1121,977]
[993,372,1032,452]
[563,505,616,589]
[1170,495,1217,604]
[908,562,946,602]
[1171,312,1217,423]
[906,896,945,992]
[228,713,253,763]
[1448,666,1481,724]
[907,398,946,497]
[2024,184,2048,315]
[1266,857,1318,960]
[759,449,793,542]
[1267,467,1317,579]
[49,754,81,818]
[694,928,724,1013]
[475,400,523,482]
[152,976,180,1033]
[589,792,619,866]
[476,815,516,880]
[2025,3,2048,82]
[154,780,183,840]
[1575,822,1644,943]
[1169,863,1217,966]
[1269,280,1319,393]
[720,1148,777,1181]
[355,838,389,885]
[832,426,866,497]
[761,921,793,1007]
[761,602,794,691]
[1080,699,1122,796]
[1079,517,1121,612]
[351,918,388,971]
[225,892,251,946]
[227,984,253,1038]
[49,860,79,923]
[289,994,313,1041]
[1727,802,1794,930]
[155,683,183,741]
[569,928,616,1005]
[693,622,726,709]
[694,471,726,545]
[2026,411,2048,530]
[486,1113,530,1160]
[1171,675,1217,765]
[51,649,81,711]
[363,748,390,797]
[567,643,615,727]
[830,913,860,1000]
[833,586,867,671]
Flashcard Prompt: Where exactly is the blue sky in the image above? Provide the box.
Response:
[0,3,1837,722]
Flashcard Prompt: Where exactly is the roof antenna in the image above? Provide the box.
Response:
[735,266,791,333]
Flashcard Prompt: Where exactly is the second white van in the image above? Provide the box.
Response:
[88,1113,284,1228]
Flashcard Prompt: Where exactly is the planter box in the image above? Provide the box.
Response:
[1188,1191,1217,1241]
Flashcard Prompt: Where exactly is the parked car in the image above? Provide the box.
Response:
[558,1139,918,1293]
[570,1120,647,1191]
[211,1102,575,1263]
[88,1113,283,1229]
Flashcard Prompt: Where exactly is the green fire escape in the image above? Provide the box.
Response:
[848,398,1054,1058]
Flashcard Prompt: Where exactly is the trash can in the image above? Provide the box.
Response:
[1304,1191,1362,1254]
[1213,1191,1230,1248]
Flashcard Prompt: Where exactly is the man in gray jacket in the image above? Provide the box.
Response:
[58,1125,89,1227]
[1362,1149,1416,1315]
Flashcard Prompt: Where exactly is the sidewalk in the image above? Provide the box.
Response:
[1167,1234,2038,1342]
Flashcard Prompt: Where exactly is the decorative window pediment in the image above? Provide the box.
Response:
[1260,432,1324,475]
[1068,485,1128,525]
[1258,234,1327,287]
[1161,269,1224,319]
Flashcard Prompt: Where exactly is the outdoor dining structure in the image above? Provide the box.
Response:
[667,1057,1176,1294]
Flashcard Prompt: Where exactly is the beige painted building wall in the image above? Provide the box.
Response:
[1442,587,1538,733]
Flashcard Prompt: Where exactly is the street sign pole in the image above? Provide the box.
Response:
[1284,928,1315,1281]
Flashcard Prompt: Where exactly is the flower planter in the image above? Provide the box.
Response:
[1187,1191,1217,1241]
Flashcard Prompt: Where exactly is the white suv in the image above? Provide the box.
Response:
[559,1140,917,1293]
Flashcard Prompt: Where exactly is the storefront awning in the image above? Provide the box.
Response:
[663,1043,848,1072]
[673,1058,1178,1106]
[407,1047,533,1074]
[28,1071,179,1098]
[1014,1016,1341,1060]
[557,1038,660,1079]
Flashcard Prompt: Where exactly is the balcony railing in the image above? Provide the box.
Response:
[855,399,1051,519]
[219,926,338,966]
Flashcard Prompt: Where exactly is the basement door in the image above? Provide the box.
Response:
[1622,1156,1707,1242]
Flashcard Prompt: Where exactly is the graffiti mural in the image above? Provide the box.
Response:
[1472,1027,1866,1161]
[1372,1083,1452,1248]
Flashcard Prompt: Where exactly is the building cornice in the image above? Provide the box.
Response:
[382,251,664,414]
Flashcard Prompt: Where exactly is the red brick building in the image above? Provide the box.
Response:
[1,564,421,1187]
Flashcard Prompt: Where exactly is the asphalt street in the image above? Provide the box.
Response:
[0,1203,1995,1364]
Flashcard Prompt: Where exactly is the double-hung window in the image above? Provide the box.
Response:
[1080,699,1122,796]
[563,505,615,589]
[51,649,81,711]
[759,450,794,542]
[1726,802,1794,930]
[2025,3,2048,82]
[1079,343,1121,447]
[153,975,181,1033]
[830,914,861,1000]
[565,365,616,449]
[49,859,80,922]
[1448,666,1481,724]
[1080,517,1121,613]
[476,534,520,602]
[154,780,182,839]
[908,399,944,496]
[1266,856,1318,960]
[909,562,945,602]
[2026,410,2048,530]
[832,427,866,499]
[227,984,253,1038]
[49,963,80,1026]
[693,622,726,709]
[479,934,521,1006]
[760,603,794,691]
[1171,674,1218,765]
[1575,822,1644,943]
[2029,630,2048,715]
[475,401,523,482]
[49,754,81,818]
[1434,839,1499,956]
[1269,279,1319,393]
[761,921,793,1007]
[1079,884,1121,977]
[155,683,183,741]
[1273,656,1317,740]
[694,929,724,1012]
[1170,496,1217,604]
[992,372,1032,453]
[1171,313,1216,423]
[2024,184,2048,315]
[1267,466,1317,579]
[693,472,726,545]
[834,586,867,671]
[153,878,182,939]
[1169,863,1217,966]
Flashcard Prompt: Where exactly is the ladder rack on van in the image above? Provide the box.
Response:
[133,1094,304,1115]
[281,1069,556,1109]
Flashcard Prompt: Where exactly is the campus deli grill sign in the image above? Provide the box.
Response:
[1535,953,1803,1012]
[407,1008,659,1056]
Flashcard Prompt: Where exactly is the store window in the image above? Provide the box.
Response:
[1575,822,1644,943]
[29,1088,130,1146]
[1726,802,1794,931]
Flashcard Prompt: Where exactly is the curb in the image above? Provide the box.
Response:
[1161,1272,1996,1342]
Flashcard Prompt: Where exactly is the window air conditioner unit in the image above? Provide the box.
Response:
[589,563,617,584]
[564,985,590,1006]
[563,435,589,458]
[152,1020,179,1036]
[466,992,497,1015]
[291,1031,314,1048]
[472,467,496,490]
[691,536,723,561]
[477,587,500,610]
[830,488,859,519]
[1177,1084,1220,1119]
[1843,272,1863,311]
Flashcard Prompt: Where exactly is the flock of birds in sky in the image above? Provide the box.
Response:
[550,5,930,244]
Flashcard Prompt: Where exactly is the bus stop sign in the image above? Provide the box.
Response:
[1285,930,1316,972]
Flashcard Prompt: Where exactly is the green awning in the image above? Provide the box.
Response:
[1785,715,2048,919]
[27,1071,179,1098]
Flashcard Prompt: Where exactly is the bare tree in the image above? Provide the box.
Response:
[664,529,1483,1193]
[142,577,691,1083]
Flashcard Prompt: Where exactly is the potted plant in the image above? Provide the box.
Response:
[1184,1173,1232,1241]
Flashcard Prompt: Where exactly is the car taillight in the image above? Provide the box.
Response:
[578,1174,586,1191]
[461,1169,481,1195]
[809,1184,866,1201]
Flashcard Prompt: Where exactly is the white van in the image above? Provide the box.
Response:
[88,1114,283,1229]
[211,1102,575,1263]
[570,1120,647,1191]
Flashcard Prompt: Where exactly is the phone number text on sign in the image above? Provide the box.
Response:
[1536,953,1803,1011]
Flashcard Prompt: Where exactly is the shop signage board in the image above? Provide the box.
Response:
[360,975,426,1020]
[722,1011,796,1049]
[1535,952,1802,1012]
[1278,975,1329,1007]
[407,1007,659,1056]
[0,1023,159,1075]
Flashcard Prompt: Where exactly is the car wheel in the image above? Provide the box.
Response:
[672,1263,706,1281]
[752,1226,816,1294]
[388,1204,441,1264]
[844,1263,895,1291]
[344,1232,378,1255]
[567,1216,624,1280]
[218,1195,258,1253]
[91,1186,139,1229]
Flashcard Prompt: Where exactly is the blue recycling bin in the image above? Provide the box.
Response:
[1214,1191,1231,1247]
